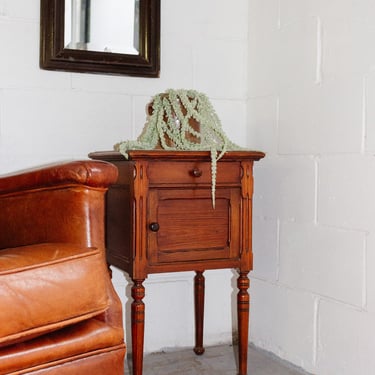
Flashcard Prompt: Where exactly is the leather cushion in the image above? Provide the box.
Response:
[0,318,125,375]
[0,243,110,348]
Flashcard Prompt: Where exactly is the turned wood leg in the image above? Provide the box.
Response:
[194,270,205,355]
[131,279,146,375]
[237,272,250,375]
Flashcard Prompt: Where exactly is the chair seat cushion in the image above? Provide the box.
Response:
[0,318,125,375]
[0,243,110,348]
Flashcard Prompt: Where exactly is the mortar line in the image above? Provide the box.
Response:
[362,233,367,310]
[314,157,319,225]
[316,17,323,85]
[276,217,281,281]
[312,297,320,366]
[361,75,367,154]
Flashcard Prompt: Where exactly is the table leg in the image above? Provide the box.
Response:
[131,279,146,375]
[194,270,205,355]
[237,272,250,375]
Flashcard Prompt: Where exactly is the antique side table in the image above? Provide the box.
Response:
[89,150,265,375]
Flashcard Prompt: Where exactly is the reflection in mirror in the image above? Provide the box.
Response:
[40,0,160,77]
[64,0,140,54]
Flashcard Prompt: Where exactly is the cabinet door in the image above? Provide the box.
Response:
[147,188,241,265]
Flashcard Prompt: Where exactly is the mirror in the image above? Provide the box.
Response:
[64,0,140,54]
[40,0,160,77]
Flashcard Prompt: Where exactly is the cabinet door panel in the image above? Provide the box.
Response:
[147,188,241,264]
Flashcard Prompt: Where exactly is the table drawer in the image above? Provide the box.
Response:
[147,161,241,185]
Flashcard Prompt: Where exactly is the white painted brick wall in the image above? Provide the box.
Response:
[3,0,374,372]
[317,300,375,375]
[252,217,279,281]
[318,155,375,231]
[253,156,316,222]
[279,221,365,307]
[0,0,249,354]
[278,78,363,154]
[250,279,316,372]
[249,0,375,373]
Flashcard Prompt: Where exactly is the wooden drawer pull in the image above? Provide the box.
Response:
[190,168,203,178]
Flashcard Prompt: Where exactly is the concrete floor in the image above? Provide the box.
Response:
[125,344,310,375]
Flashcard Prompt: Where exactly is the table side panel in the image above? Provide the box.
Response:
[105,161,134,272]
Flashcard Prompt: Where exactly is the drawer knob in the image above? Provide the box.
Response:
[190,168,203,177]
[149,222,160,232]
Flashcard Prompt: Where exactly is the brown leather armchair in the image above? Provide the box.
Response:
[0,161,126,374]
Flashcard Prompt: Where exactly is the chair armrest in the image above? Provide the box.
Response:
[0,161,118,250]
[0,160,118,195]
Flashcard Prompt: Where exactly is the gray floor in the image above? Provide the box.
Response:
[125,344,310,375]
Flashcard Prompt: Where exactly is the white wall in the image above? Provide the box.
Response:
[248,1,375,374]
[0,0,249,354]
[4,1,372,373]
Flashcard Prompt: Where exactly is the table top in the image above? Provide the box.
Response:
[89,150,265,162]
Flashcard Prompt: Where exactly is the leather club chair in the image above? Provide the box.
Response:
[0,160,126,374]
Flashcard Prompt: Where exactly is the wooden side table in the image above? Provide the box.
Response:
[89,150,265,375]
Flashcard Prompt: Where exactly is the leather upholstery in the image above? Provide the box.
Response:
[0,161,126,374]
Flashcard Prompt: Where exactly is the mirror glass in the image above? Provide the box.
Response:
[64,0,139,55]
[40,0,160,77]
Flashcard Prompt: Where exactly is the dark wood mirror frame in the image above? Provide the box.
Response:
[40,0,160,77]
